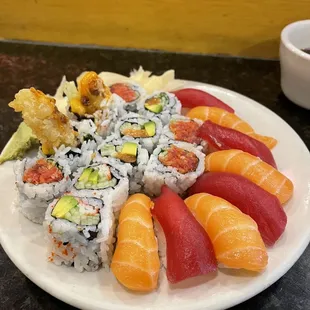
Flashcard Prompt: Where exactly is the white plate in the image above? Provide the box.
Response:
[1,81,310,310]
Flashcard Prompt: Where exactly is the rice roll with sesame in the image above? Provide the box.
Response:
[143,142,205,196]
[137,91,181,125]
[44,194,115,272]
[113,113,162,153]
[98,136,149,194]
[14,158,72,224]
[109,82,146,112]
[70,158,130,212]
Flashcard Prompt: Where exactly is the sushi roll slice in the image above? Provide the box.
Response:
[143,142,205,196]
[14,158,72,224]
[159,114,205,148]
[44,194,116,272]
[109,82,146,112]
[70,158,129,212]
[98,136,149,194]
[137,91,181,125]
[113,112,163,153]
[52,141,95,174]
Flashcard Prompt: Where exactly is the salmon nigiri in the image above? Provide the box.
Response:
[186,106,277,149]
[205,150,294,204]
[185,193,268,272]
[111,194,160,292]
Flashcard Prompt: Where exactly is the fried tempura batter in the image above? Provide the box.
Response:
[9,88,77,155]
[69,71,112,116]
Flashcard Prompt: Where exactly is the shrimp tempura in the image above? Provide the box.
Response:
[9,87,77,155]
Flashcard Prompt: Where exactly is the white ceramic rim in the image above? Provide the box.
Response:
[1,81,310,310]
[281,19,310,61]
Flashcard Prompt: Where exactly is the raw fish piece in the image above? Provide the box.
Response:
[152,185,217,284]
[189,172,287,246]
[205,150,293,204]
[111,194,160,292]
[173,88,234,113]
[198,120,277,168]
[185,193,268,272]
[186,106,277,149]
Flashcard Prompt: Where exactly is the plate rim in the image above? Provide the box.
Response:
[1,80,310,310]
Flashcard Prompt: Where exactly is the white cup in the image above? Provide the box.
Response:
[280,20,310,109]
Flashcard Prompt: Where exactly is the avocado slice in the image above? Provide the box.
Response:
[121,142,137,156]
[52,196,79,219]
[89,170,99,184]
[78,168,93,183]
[144,103,163,114]
[144,121,156,137]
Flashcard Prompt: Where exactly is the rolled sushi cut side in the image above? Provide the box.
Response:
[138,91,181,125]
[109,82,146,112]
[99,139,149,194]
[158,145,199,174]
[113,112,163,153]
[14,157,72,224]
[44,195,115,272]
[74,165,117,190]
[143,142,205,196]
[71,159,130,212]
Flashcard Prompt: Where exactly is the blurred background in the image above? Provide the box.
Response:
[1,0,310,58]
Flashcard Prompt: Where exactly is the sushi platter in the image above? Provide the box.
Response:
[0,68,310,310]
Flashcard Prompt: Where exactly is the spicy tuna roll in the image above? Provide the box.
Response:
[98,136,149,194]
[110,82,146,112]
[113,113,163,153]
[159,115,204,147]
[14,158,71,224]
[143,142,205,196]
[137,91,181,125]
[44,194,115,272]
[70,158,129,212]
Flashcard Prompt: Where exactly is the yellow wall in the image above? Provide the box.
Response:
[1,0,309,58]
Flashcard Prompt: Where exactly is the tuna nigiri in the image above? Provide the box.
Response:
[205,150,294,204]
[186,106,277,149]
[198,120,277,168]
[173,88,234,113]
[185,193,268,271]
[152,185,217,284]
[189,172,287,246]
[111,194,160,292]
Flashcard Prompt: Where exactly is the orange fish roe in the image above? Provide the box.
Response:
[169,120,201,144]
[159,145,199,174]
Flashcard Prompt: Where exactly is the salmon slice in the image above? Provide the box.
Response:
[205,150,294,204]
[185,193,268,271]
[111,194,160,292]
[186,106,277,149]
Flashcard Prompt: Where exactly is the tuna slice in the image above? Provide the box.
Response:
[152,185,217,284]
[189,172,287,246]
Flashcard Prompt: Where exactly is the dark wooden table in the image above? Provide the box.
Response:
[1,42,310,310]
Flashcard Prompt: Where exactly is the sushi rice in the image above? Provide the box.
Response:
[71,157,130,212]
[98,135,149,194]
[137,91,181,125]
[113,112,163,153]
[143,141,205,196]
[14,158,72,224]
[44,195,116,272]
